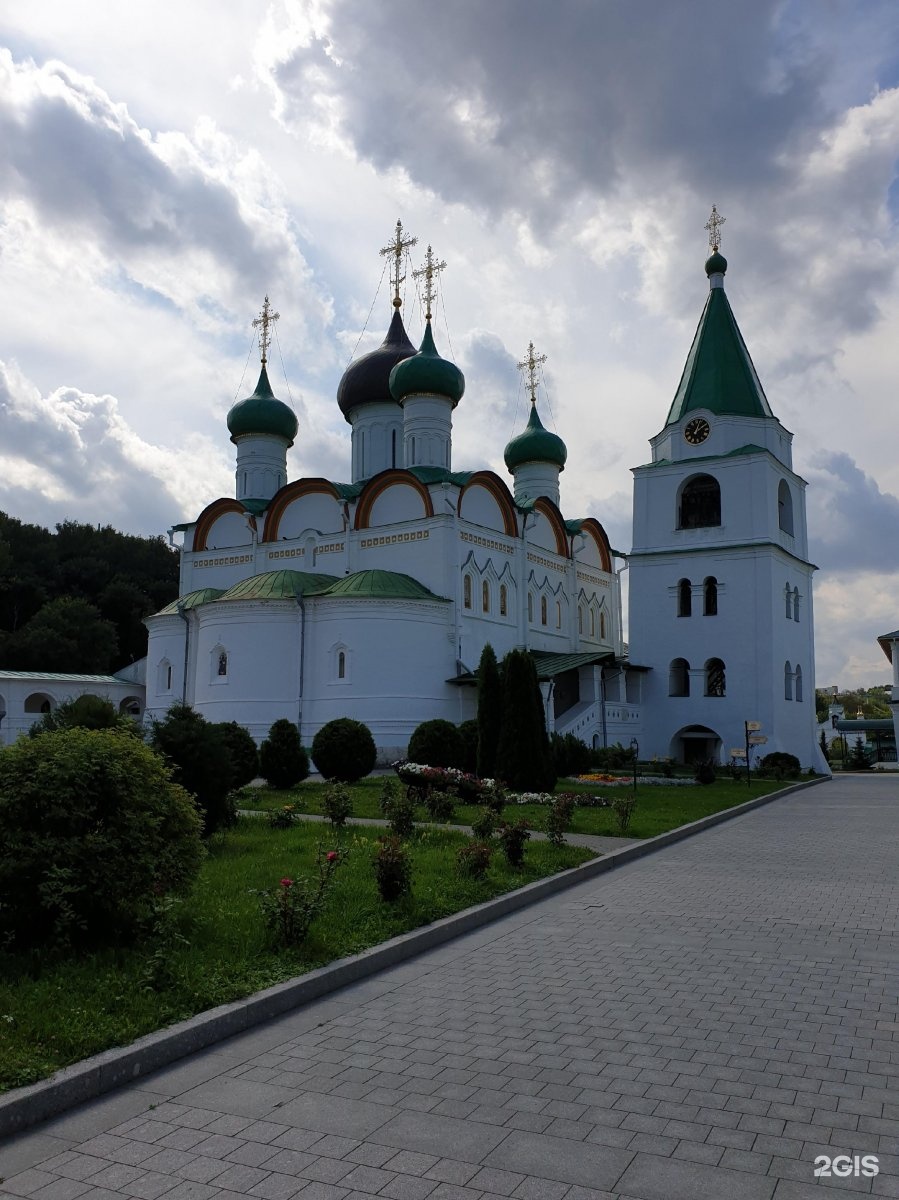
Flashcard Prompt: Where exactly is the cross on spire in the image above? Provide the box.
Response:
[413,244,447,321]
[380,219,418,309]
[517,341,547,404]
[705,204,726,252]
[252,295,280,366]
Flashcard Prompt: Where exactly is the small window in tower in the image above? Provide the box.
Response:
[669,658,690,697]
[795,664,803,702]
[500,584,508,616]
[678,474,721,529]
[705,657,726,697]
[703,577,717,616]
[793,586,800,622]
[778,479,794,535]
[540,596,548,626]
[600,610,607,639]
[337,651,346,680]
[590,608,595,637]
[678,578,692,617]
[217,651,228,677]
[528,592,534,622]
[463,575,472,610]
[578,605,584,634]
[391,428,397,468]
[482,580,490,613]
[164,663,172,691]
[785,582,792,620]
[784,661,793,700]
[556,600,561,628]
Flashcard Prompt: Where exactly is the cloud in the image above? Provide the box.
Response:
[805,451,899,573]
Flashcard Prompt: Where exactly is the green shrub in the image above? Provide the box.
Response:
[255,845,346,948]
[268,803,300,829]
[322,781,353,828]
[550,732,592,778]
[456,841,493,879]
[476,643,502,778]
[424,789,456,823]
[758,751,801,779]
[386,790,416,839]
[311,718,377,782]
[378,777,398,816]
[693,758,716,785]
[373,836,412,901]
[545,793,576,846]
[28,693,137,737]
[495,650,556,792]
[259,719,309,790]
[216,722,260,789]
[458,719,479,775]
[590,742,634,770]
[471,807,497,841]
[151,703,236,834]
[407,719,464,770]
[0,728,203,949]
[497,818,531,867]
[612,794,637,834]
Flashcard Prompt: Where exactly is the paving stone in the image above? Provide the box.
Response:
[615,1152,776,1199]
[483,1131,633,1191]
[423,1160,481,1186]
[371,1111,507,1162]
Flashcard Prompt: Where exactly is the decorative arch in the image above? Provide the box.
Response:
[778,479,794,535]
[458,471,518,537]
[703,576,718,616]
[354,469,435,529]
[795,664,803,702]
[532,498,569,558]
[677,578,692,617]
[669,658,690,697]
[24,692,55,714]
[705,657,726,697]
[262,478,343,542]
[575,518,613,573]
[193,498,247,552]
[784,661,793,700]
[119,695,143,717]
[677,473,721,529]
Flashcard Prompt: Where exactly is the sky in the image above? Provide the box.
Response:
[1,0,898,689]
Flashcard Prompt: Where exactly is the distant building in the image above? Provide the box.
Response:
[0,663,144,745]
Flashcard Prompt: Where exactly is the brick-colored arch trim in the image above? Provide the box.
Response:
[533,498,569,558]
[193,498,247,552]
[458,471,518,537]
[262,478,343,543]
[354,469,434,530]
[578,517,613,573]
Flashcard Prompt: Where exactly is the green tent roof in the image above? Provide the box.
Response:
[310,570,447,601]
[155,587,225,616]
[216,571,339,601]
[666,273,773,425]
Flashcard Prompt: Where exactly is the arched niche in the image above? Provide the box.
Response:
[193,498,251,551]
[458,472,518,537]
[354,470,434,529]
[263,479,344,542]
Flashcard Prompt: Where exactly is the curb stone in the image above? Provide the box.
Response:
[0,775,828,1140]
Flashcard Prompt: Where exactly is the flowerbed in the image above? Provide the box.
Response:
[575,773,696,787]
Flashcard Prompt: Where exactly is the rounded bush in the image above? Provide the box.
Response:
[151,703,236,834]
[458,719,479,775]
[407,719,464,770]
[311,718,377,783]
[758,751,801,778]
[216,721,260,789]
[260,719,309,789]
[0,728,203,950]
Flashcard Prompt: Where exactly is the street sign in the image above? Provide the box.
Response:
[745,721,762,731]
[748,734,768,744]
[730,748,747,758]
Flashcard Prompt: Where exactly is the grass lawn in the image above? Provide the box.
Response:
[239,775,792,840]
[0,818,592,1094]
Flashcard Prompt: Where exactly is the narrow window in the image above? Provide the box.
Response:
[678,578,692,617]
[678,474,721,529]
[578,605,584,634]
[166,664,172,690]
[793,586,800,622]
[391,428,397,468]
[217,651,228,677]
[669,658,690,697]
[705,658,726,697]
[778,479,794,535]
[590,608,595,637]
[482,580,490,613]
[528,592,534,622]
[703,576,717,616]
[500,584,508,616]
[784,661,793,700]
[540,596,548,626]
[600,611,607,639]
[555,600,561,629]
[463,575,472,610]
[360,430,365,475]
[785,582,792,620]
[337,651,346,680]
[411,435,416,461]
[795,664,803,702]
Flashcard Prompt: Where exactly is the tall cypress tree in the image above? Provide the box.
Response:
[476,643,502,778]
[494,649,556,792]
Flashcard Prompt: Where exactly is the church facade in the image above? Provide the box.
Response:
[144,219,825,769]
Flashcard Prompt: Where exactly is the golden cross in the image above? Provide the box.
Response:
[380,219,418,308]
[517,341,547,404]
[413,245,447,321]
[252,295,280,366]
[704,204,725,252]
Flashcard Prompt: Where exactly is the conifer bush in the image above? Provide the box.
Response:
[0,728,203,950]
[217,721,260,788]
[407,719,464,770]
[758,751,802,779]
[494,650,556,792]
[311,718,377,782]
[260,719,310,789]
[476,643,502,778]
[151,703,236,834]
[458,719,479,775]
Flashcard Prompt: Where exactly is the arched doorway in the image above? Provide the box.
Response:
[669,724,722,765]
[24,692,55,715]
[119,696,143,719]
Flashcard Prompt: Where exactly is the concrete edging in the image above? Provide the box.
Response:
[0,775,828,1140]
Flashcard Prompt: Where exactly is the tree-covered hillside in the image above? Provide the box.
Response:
[0,514,179,674]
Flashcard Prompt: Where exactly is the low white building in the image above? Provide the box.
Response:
[0,665,145,745]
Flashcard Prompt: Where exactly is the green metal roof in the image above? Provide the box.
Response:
[407,466,473,486]
[155,587,225,616]
[530,650,612,680]
[834,719,895,732]
[216,571,339,601]
[227,365,299,443]
[389,321,465,406]
[666,274,773,425]
[640,443,771,469]
[504,404,567,470]
[310,570,448,601]
[0,670,125,683]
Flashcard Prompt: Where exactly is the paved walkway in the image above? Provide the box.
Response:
[2,776,897,1199]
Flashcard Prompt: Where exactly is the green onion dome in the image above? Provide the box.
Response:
[337,309,416,422]
[227,365,298,444]
[705,250,728,276]
[389,321,465,407]
[504,404,567,471]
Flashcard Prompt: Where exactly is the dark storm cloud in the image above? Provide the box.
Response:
[806,451,899,573]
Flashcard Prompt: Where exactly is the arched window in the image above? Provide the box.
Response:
[705,658,726,697]
[217,651,228,677]
[578,605,584,634]
[669,658,690,697]
[555,600,562,629]
[795,664,803,702]
[158,659,173,693]
[590,608,595,637]
[337,651,346,680]
[703,576,717,616]
[678,578,692,617]
[793,586,800,623]
[778,479,794,535]
[528,592,534,622]
[600,611,607,639]
[166,664,173,690]
[500,584,508,616]
[785,582,792,620]
[784,661,793,700]
[463,575,472,610]
[678,474,721,529]
[482,580,490,613]
[540,595,548,626]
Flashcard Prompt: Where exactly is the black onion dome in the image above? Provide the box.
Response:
[336,309,416,423]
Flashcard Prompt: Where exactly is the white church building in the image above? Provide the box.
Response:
[143,217,825,769]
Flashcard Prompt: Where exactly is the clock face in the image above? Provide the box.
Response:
[684,417,711,445]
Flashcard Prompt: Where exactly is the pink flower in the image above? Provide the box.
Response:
[280,877,293,888]
[326,851,338,862]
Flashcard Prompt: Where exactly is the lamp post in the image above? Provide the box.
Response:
[629,737,639,795]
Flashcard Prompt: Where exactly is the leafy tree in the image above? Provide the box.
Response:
[4,597,118,673]
[819,729,829,762]
[476,643,502,779]
[151,703,236,834]
[259,719,309,789]
[847,735,871,770]
[494,650,556,792]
